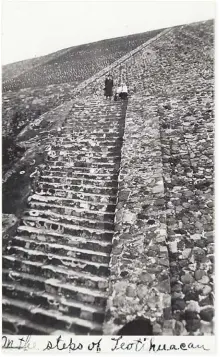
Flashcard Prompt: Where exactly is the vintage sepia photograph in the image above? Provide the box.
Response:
[2,0,215,337]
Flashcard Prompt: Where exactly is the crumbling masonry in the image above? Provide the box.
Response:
[2,20,214,335]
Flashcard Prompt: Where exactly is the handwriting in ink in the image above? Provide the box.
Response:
[148,338,210,352]
[43,335,83,352]
[88,338,102,352]
[111,336,148,352]
[2,335,36,351]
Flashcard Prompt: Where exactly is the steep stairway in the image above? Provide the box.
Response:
[2,97,127,335]
[2,20,214,336]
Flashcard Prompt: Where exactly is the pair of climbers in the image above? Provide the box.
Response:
[114,83,128,101]
[104,74,128,100]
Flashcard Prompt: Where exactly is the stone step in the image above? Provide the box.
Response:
[49,139,123,149]
[28,201,115,222]
[46,145,121,154]
[60,129,121,136]
[65,120,120,125]
[29,194,117,212]
[46,158,121,168]
[33,187,116,204]
[50,140,123,149]
[73,102,122,108]
[62,126,121,133]
[3,270,107,312]
[41,170,118,181]
[23,208,114,231]
[44,164,120,175]
[18,221,114,242]
[10,235,110,264]
[55,155,121,164]
[3,293,105,327]
[40,175,119,188]
[2,312,58,335]
[70,106,121,112]
[69,132,121,138]
[64,123,121,130]
[2,297,103,334]
[66,114,122,121]
[7,246,110,277]
[68,107,122,112]
[3,258,109,291]
[69,112,120,117]
[16,226,112,253]
[37,181,118,196]
[56,151,122,159]
[71,102,122,109]
[3,279,107,308]
[55,137,122,144]
[3,268,107,311]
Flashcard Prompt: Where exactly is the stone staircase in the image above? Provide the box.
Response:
[2,19,214,336]
[2,97,127,335]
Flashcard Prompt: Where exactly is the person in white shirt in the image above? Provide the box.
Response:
[114,85,121,101]
[119,83,128,100]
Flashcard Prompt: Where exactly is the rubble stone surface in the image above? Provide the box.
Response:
[2,20,214,336]
[102,19,214,335]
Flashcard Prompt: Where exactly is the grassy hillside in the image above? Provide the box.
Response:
[2,47,75,83]
[3,28,163,91]
[2,20,213,177]
[2,27,164,175]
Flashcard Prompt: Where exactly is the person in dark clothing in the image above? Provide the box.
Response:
[104,74,113,99]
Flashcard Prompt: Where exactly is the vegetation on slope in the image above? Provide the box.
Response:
[2,28,164,175]
[3,28,163,91]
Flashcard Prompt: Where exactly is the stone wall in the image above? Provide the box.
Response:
[2,19,214,336]
[103,19,214,335]
[103,95,172,335]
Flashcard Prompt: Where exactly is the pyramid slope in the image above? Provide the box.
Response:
[3,28,164,91]
[2,19,214,336]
